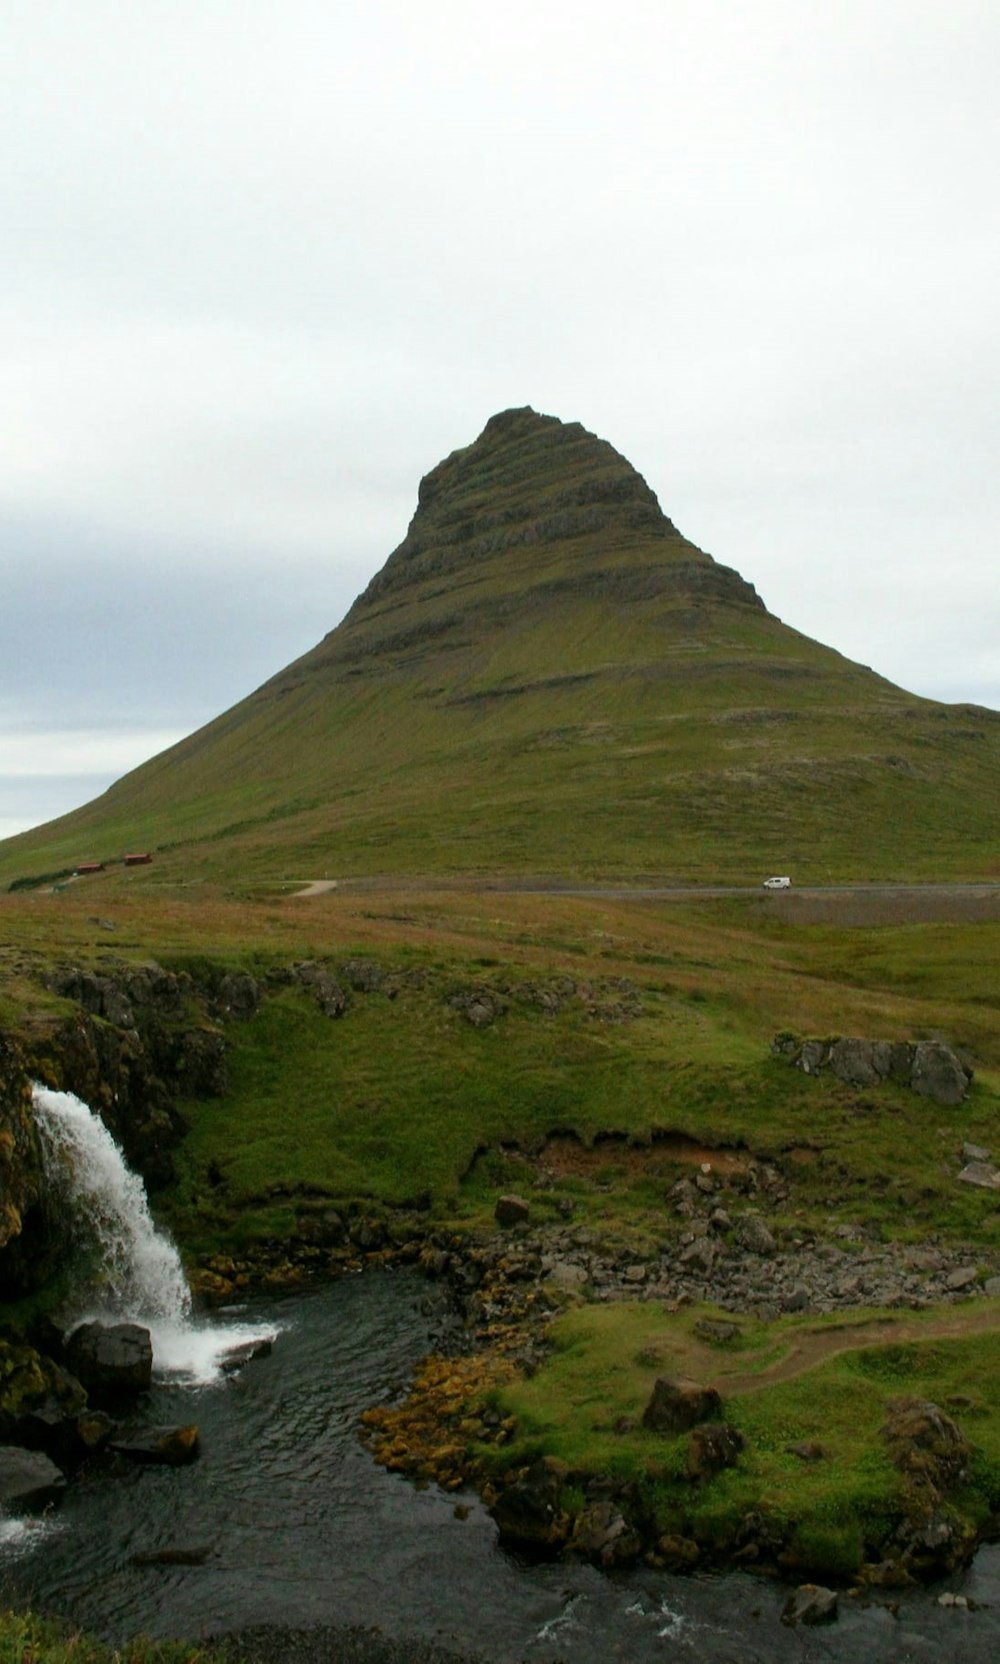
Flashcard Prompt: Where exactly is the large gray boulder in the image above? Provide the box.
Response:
[910,1042,971,1106]
[828,1038,881,1087]
[64,1321,153,1404]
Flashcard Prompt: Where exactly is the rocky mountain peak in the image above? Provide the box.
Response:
[358,407,680,609]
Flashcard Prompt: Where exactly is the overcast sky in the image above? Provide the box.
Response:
[3,0,998,840]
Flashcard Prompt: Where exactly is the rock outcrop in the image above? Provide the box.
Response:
[773,1033,972,1106]
[0,1034,50,1292]
[357,407,763,616]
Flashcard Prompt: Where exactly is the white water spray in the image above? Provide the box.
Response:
[33,1085,191,1326]
[32,1084,276,1384]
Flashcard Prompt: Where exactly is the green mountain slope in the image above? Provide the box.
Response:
[3,407,998,884]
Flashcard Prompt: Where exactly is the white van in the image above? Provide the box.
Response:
[762,875,791,890]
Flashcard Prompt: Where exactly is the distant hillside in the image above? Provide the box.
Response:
[3,407,998,885]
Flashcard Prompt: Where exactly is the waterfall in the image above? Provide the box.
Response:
[31,1084,275,1383]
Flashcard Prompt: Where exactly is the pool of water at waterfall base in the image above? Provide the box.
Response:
[4,1271,1000,1664]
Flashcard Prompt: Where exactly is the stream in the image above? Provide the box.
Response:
[4,1271,1000,1663]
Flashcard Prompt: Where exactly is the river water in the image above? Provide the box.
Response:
[3,1271,999,1662]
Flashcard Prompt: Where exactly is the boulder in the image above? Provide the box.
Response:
[654,1532,701,1571]
[341,958,386,993]
[958,1161,1000,1190]
[0,1445,66,1512]
[735,1215,776,1256]
[797,1039,828,1074]
[489,1459,571,1551]
[543,1258,587,1291]
[688,1421,745,1481]
[568,1501,642,1567]
[0,1343,85,1442]
[495,1194,531,1228]
[963,1141,992,1163]
[828,1038,881,1087]
[15,1394,110,1466]
[64,1321,153,1404]
[295,962,349,1017]
[781,1584,839,1626]
[693,1318,741,1345]
[910,1042,970,1106]
[678,1238,715,1275]
[217,972,261,1020]
[883,1397,970,1493]
[219,1337,274,1374]
[642,1377,723,1434]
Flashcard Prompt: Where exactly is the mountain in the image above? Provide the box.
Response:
[3,407,998,885]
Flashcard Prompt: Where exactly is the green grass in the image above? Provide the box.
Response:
[0,1608,222,1663]
[150,924,1000,1259]
[484,1300,1000,1576]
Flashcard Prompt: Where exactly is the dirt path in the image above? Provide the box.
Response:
[290,879,339,898]
[702,1302,1000,1396]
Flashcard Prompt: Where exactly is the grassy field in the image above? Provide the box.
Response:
[487,1300,1000,1577]
[4,877,998,1256]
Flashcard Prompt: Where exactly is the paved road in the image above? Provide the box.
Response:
[316,877,999,900]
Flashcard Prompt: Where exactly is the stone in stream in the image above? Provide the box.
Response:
[220,1336,274,1373]
[489,1458,571,1550]
[16,1397,114,1466]
[568,1500,643,1567]
[110,1424,201,1465]
[781,1584,839,1626]
[0,1445,66,1512]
